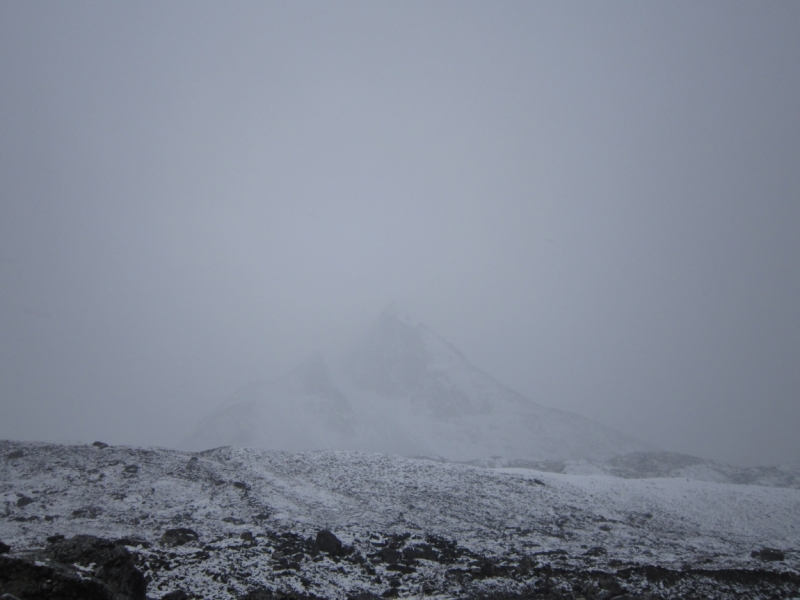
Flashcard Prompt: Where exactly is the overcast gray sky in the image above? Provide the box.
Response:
[1,2,798,467]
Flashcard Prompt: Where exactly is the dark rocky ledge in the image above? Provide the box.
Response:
[2,532,798,600]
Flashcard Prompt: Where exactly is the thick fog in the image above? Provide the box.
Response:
[1,2,798,467]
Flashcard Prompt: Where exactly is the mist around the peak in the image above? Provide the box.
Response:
[1,3,799,468]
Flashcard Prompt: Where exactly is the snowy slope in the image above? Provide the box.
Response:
[183,310,653,462]
[1,440,798,599]
[467,451,800,489]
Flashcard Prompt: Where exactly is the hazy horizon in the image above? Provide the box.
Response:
[1,2,799,467]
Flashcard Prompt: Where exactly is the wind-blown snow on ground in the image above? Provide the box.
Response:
[2,440,798,599]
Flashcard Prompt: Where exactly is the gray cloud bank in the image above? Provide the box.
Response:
[1,2,798,467]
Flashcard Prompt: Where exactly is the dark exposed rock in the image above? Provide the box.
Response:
[385,563,415,574]
[1,554,115,600]
[15,497,33,509]
[0,535,146,599]
[378,548,401,564]
[401,543,438,562]
[315,530,342,555]
[516,555,536,575]
[596,573,624,595]
[71,506,102,519]
[752,547,785,561]
[46,535,65,544]
[123,465,139,474]
[233,481,250,491]
[161,528,199,546]
[5,450,24,460]
[0,542,9,555]
[160,591,189,600]
[41,535,146,600]
[92,441,109,449]
[584,546,607,556]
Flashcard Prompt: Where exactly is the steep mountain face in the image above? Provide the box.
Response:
[182,311,654,461]
[183,353,355,452]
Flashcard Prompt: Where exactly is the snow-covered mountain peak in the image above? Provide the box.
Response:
[182,312,654,461]
[346,311,499,418]
[282,352,341,398]
[347,309,428,399]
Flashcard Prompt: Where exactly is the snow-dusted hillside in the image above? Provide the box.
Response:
[183,310,653,462]
[466,451,800,490]
[2,440,798,599]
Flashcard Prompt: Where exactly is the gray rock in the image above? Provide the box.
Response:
[0,535,146,600]
[161,528,199,546]
[316,530,342,555]
[42,535,146,600]
[15,497,33,508]
[752,547,785,561]
[1,555,115,600]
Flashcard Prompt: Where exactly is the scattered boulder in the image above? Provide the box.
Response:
[161,528,199,546]
[316,530,342,555]
[378,548,401,564]
[596,573,624,596]
[92,441,109,449]
[47,534,65,544]
[5,450,24,460]
[71,506,102,519]
[15,497,33,508]
[516,555,536,575]
[123,465,139,474]
[752,547,785,561]
[402,543,438,562]
[161,591,189,600]
[233,481,250,491]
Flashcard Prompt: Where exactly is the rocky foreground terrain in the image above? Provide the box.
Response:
[1,440,799,599]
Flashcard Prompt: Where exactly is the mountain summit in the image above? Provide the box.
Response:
[182,311,653,461]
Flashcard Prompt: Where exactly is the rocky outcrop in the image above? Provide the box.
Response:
[160,528,199,547]
[0,535,146,600]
